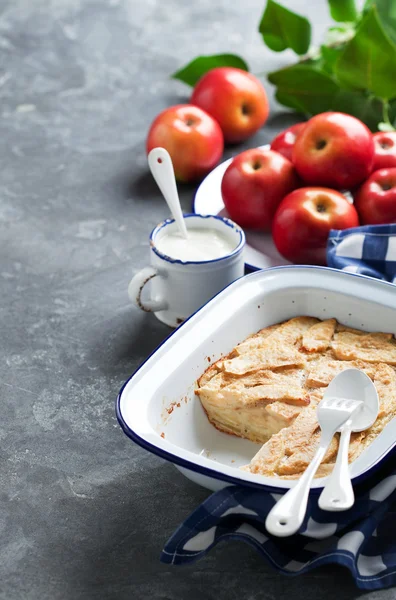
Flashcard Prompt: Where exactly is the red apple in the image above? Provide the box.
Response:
[355,168,396,224]
[146,104,224,182]
[372,132,396,172]
[292,112,374,189]
[270,123,305,162]
[221,148,299,230]
[272,187,359,265]
[191,68,269,143]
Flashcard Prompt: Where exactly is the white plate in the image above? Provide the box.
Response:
[193,144,289,271]
[117,266,396,493]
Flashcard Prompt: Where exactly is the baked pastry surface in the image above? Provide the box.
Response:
[195,317,396,479]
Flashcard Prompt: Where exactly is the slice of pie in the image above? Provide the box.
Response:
[197,318,317,443]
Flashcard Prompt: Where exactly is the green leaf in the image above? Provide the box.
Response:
[275,90,306,113]
[321,45,343,73]
[171,54,249,87]
[378,121,395,132]
[259,0,311,55]
[363,0,396,44]
[335,7,396,100]
[327,0,358,22]
[268,64,339,114]
[269,61,385,130]
[329,90,384,131]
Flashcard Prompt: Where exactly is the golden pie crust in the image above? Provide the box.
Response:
[195,317,396,479]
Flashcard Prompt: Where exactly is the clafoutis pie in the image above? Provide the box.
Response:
[195,317,396,479]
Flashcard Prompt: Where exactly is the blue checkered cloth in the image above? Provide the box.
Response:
[327,224,396,283]
[161,454,396,590]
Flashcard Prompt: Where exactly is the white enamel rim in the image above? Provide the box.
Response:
[117,266,396,493]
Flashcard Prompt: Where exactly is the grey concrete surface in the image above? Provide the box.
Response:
[0,0,392,598]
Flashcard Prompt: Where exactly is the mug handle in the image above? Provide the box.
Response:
[128,267,168,313]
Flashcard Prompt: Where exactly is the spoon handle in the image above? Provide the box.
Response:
[318,421,354,512]
[148,147,188,239]
[265,434,331,537]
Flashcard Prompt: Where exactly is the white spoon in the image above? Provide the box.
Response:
[148,147,188,239]
[265,395,363,537]
[318,368,379,512]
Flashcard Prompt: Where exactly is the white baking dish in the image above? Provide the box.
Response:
[117,266,396,493]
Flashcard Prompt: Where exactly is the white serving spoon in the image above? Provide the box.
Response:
[148,147,188,239]
[318,369,379,512]
[265,395,363,538]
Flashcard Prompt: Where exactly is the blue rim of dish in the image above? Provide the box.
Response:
[116,265,396,494]
[150,213,246,266]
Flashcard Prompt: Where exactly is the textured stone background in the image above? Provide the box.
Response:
[0,0,391,598]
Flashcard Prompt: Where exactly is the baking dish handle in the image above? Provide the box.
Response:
[128,267,168,313]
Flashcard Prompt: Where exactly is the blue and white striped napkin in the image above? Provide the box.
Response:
[327,224,396,283]
[161,454,396,590]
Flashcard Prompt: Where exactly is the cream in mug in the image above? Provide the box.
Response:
[155,227,236,261]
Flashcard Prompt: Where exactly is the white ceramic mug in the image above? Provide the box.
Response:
[128,214,245,327]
